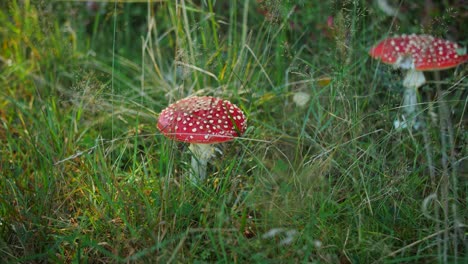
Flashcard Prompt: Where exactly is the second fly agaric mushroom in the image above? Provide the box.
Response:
[369,34,468,129]
[157,96,247,180]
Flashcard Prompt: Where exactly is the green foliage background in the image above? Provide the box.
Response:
[0,0,467,263]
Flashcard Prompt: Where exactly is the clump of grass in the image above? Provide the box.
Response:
[1,0,467,263]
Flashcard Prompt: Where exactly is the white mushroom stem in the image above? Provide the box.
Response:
[376,0,400,17]
[402,69,426,90]
[189,143,216,181]
[396,69,426,129]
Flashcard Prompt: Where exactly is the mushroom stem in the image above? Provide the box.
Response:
[189,143,215,181]
[396,70,426,129]
[402,87,418,118]
[402,69,426,89]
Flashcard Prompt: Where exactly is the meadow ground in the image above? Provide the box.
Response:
[0,0,467,263]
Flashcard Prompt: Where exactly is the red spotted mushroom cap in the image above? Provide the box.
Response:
[157,96,247,144]
[369,34,468,71]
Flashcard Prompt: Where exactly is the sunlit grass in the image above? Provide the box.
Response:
[1,0,467,263]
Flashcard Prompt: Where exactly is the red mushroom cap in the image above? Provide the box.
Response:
[157,96,247,144]
[369,34,468,71]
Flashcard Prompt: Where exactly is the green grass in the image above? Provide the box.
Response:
[1,0,467,263]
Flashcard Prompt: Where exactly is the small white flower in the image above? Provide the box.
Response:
[262,228,284,239]
[279,230,298,246]
[293,92,310,107]
[262,228,298,246]
[313,239,322,248]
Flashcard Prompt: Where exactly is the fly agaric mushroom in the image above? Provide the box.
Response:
[369,34,468,129]
[157,96,247,180]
